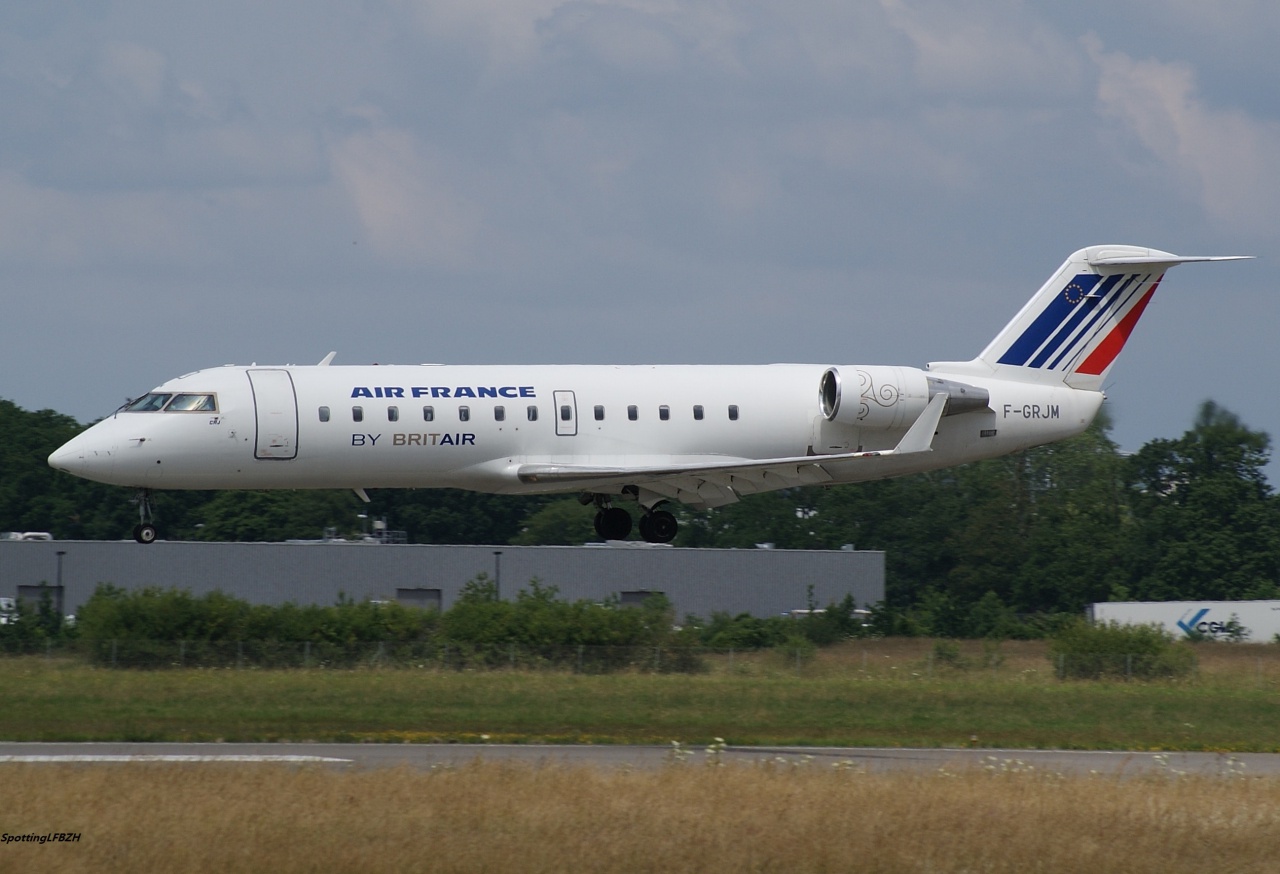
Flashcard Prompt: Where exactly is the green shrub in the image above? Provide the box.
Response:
[75,584,440,647]
[0,582,74,644]
[70,578,705,673]
[796,593,871,644]
[932,639,968,669]
[1048,619,1195,680]
[966,591,1030,640]
[698,612,790,650]
[775,632,817,669]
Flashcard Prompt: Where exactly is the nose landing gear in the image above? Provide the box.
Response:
[132,490,159,544]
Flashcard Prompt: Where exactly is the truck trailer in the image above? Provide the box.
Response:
[1089,601,1280,642]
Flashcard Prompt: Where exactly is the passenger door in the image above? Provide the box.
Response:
[247,369,299,460]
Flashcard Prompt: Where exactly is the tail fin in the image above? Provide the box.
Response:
[929,246,1249,391]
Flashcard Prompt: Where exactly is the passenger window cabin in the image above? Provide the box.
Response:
[318,406,330,423]
[459,406,470,422]
[728,404,739,421]
[659,405,670,421]
[387,406,399,422]
[423,406,434,422]
[527,406,538,422]
[352,406,364,423]
[627,405,638,421]
[594,405,605,421]
[495,406,505,422]
[693,405,704,420]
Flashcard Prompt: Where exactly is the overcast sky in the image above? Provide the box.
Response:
[3,2,1278,476]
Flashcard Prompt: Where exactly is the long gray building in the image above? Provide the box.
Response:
[0,541,884,619]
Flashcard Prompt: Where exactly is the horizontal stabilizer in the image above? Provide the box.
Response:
[1087,252,1252,268]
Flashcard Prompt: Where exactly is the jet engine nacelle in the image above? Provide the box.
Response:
[818,365,931,431]
[819,366,991,430]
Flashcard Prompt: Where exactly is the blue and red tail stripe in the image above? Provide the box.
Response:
[1075,280,1160,376]
[996,272,1162,375]
[1026,275,1124,368]
[1045,275,1141,370]
[996,273,1099,367]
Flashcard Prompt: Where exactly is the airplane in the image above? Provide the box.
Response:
[49,245,1247,544]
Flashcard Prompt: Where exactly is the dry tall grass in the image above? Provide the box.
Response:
[1,761,1277,873]
[718,637,1280,686]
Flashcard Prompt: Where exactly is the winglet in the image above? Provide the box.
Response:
[891,392,948,455]
[319,351,337,366]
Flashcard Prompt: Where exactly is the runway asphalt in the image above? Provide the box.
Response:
[0,742,1276,777]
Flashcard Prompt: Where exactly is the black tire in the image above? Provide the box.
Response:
[597,507,633,540]
[133,524,158,544]
[646,510,678,543]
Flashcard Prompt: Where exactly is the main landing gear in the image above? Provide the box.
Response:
[593,505,633,540]
[586,493,678,544]
[132,490,159,544]
[637,509,678,544]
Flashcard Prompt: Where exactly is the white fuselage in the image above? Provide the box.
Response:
[48,361,1101,496]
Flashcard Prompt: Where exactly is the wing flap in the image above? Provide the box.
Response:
[516,393,948,504]
[516,456,849,490]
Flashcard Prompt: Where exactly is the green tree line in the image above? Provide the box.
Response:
[6,397,1279,622]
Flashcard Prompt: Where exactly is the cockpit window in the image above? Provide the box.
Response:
[167,394,218,412]
[124,393,173,412]
[124,392,217,412]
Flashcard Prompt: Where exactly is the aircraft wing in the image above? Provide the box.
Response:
[516,393,949,508]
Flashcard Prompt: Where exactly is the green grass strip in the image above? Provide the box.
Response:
[1,659,1277,751]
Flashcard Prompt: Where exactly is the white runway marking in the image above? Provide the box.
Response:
[0,755,352,764]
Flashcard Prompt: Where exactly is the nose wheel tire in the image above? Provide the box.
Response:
[131,489,159,543]
[638,509,678,544]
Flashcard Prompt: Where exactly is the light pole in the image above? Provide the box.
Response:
[55,550,66,620]
[493,551,503,601]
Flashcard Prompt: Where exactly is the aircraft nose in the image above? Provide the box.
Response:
[48,431,117,483]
